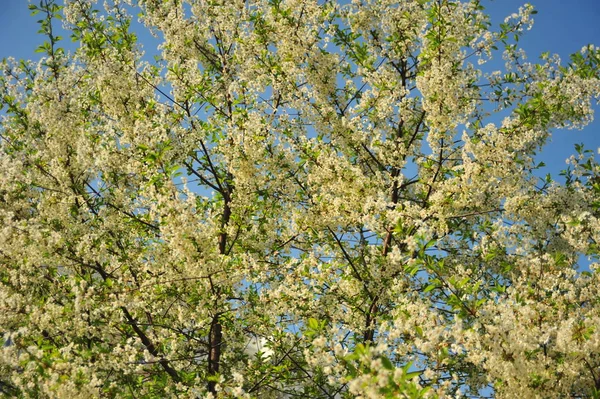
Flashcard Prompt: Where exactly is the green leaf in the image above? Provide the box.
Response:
[381,356,394,370]
[423,284,437,293]
[308,317,319,330]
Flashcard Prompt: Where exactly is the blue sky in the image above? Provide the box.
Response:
[0,0,599,178]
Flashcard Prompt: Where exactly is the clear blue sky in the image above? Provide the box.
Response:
[1,0,599,178]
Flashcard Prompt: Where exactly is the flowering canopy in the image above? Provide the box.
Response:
[1,0,600,397]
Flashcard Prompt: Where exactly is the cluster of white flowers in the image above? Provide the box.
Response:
[1,0,599,397]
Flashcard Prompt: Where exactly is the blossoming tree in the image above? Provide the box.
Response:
[1,0,599,397]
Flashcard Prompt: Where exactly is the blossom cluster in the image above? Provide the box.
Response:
[1,0,599,398]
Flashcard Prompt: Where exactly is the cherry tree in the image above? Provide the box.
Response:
[1,0,599,397]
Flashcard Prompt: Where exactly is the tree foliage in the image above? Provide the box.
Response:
[1,0,600,397]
